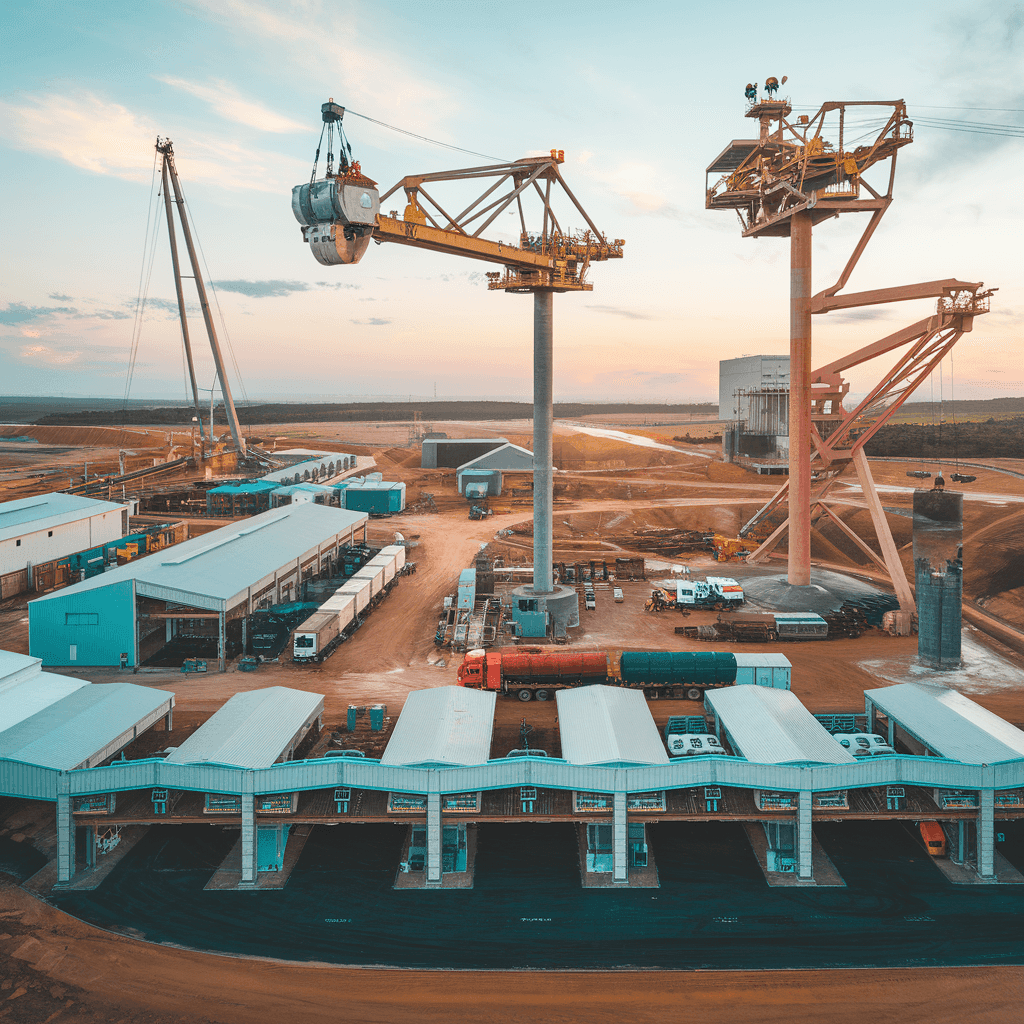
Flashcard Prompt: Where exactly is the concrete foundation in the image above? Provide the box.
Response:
[510,584,579,638]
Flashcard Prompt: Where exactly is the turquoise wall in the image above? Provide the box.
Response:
[29,579,138,668]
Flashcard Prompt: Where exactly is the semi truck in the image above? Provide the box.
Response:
[457,647,743,701]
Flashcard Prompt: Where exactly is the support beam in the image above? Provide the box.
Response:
[239,777,257,886]
[56,774,73,884]
[85,825,96,869]
[426,790,442,885]
[797,790,813,880]
[612,790,628,884]
[789,211,813,586]
[815,502,890,575]
[977,788,995,880]
[531,290,554,594]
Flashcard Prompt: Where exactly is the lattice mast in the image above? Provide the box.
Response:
[706,84,992,624]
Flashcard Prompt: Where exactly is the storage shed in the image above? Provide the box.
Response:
[382,686,495,768]
[421,437,507,469]
[1,493,129,599]
[28,504,367,669]
[733,653,792,688]
[337,479,405,514]
[165,686,323,814]
[205,481,278,517]
[456,468,502,499]
[556,685,669,767]
[270,482,335,508]
[457,442,536,475]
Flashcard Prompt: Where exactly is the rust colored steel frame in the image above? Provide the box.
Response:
[374,155,623,292]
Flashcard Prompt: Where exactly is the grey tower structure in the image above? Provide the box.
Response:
[913,485,963,669]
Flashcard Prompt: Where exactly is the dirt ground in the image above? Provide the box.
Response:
[2,420,1024,1021]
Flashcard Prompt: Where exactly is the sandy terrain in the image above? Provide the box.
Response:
[2,421,1024,1021]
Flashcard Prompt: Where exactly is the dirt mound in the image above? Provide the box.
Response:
[0,424,160,447]
[707,461,754,482]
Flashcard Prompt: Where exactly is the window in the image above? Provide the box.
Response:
[15,539,20,546]
[690,738,704,748]
[65,612,99,626]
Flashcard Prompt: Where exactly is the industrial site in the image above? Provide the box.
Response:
[3,10,1024,1022]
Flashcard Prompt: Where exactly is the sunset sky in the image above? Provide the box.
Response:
[1,0,1021,407]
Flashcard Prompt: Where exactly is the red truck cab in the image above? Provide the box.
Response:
[457,649,503,690]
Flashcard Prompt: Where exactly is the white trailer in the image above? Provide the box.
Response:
[733,653,791,689]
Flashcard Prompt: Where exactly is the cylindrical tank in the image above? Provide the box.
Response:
[498,650,607,684]
[619,651,738,686]
[913,487,963,669]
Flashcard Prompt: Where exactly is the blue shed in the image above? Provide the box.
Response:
[457,468,502,499]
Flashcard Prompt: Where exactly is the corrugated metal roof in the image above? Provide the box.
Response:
[0,652,90,733]
[0,683,174,770]
[272,483,333,496]
[866,682,1024,764]
[165,686,323,769]
[208,481,278,495]
[0,492,125,543]
[556,685,669,766]
[733,654,792,669]
[30,504,367,609]
[381,686,495,767]
[457,443,535,473]
[263,456,345,484]
[705,686,857,765]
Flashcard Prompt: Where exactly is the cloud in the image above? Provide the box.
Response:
[617,191,686,220]
[586,304,657,321]
[316,281,361,291]
[350,317,391,326]
[826,308,894,324]
[48,293,73,302]
[211,279,311,298]
[0,302,78,325]
[0,91,305,192]
[19,343,81,366]
[156,76,307,133]
[21,329,40,338]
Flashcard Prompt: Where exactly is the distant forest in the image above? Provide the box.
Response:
[31,400,719,426]
[864,417,1024,459]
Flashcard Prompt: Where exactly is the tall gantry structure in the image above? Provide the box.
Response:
[294,101,624,633]
[706,88,992,628]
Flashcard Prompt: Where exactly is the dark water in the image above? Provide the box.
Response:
[0,836,47,881]
[51,820,1024,970]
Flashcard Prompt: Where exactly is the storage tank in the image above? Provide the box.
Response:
[619,651,737,687]
[499,650,607,685]
[913,485,963,669]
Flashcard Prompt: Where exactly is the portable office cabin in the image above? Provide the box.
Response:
[733,654,791,688]
[349,560,385,597]
[705,685,856,810]
[338,480,406,514]
[164,686,323,813]
[458,568,476,611]
[456,468,503,498]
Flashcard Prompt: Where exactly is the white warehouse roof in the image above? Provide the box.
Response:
[556,685,669,766]
[381,686,495,767]
[165,687,324,769]
[0,682,174,770]
[457,442,536,474]
[705,686,857,765]
[0,651,90,733]
[866,682,1024,765]
[29,504,366,612]
[0,492,125,544]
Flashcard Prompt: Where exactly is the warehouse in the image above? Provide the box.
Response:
[421,437,507,469]
[556,685,668,882]
[205,481,278,517]
[262,452,353,485]
[270,482,335,508]
[164,686,324,877]
[1,492,129,599]
[457,442,535,475]
[705,685,857,878]
[0,650,90,732]
[381,685,495,884]
[865,681,1024,877]
[28,503,368,670]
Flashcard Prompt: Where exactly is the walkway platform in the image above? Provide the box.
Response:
[393,824,477,890]
[27,825,149,895]
[932,851,1024,886]
[575,823,660,888]
[204,824,313,891]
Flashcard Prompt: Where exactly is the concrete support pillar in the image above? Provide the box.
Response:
[957,820,966,865]
[56,774,73,885]
[164,708,173,731]
[788,211,812,587]
[218,611,226,673]
[797,790,813,880]
[977,789,995,879]
[612,791,628,884]
[241,615,247,654]
[426,791,442,885]
[240,775,257,886]
[531,289,554,595]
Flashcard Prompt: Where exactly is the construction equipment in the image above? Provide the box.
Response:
[293,101,623,612]
[706,89,993,632]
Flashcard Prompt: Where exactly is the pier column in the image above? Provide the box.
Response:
[977,789,995,880]
[531,289,554,594]
[426,791,442,885]
[56,774,73,885]
[240,774,257,886]
[612,791,628,884]
[797,790,813,880]
[85,825,96,869]
[789,211,812,587]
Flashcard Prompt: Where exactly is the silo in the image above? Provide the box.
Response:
[913,485,963,668]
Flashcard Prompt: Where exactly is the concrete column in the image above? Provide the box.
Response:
[56,774,73,884]
[797,789,813,880]
[85,825,96,868]
[977,788,995,879]
[240,775,257,886]
[788,211,812,587]
[957,820,966,865]
[164,708,173,731]
[532,289,554,594]
[612,790,628,884]
[241,615,247,654]
[426,791,442,885]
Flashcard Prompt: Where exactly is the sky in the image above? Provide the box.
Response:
[1,0,1022,407]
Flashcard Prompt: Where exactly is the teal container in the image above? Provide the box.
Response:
[620,651,737,686]
[347,706,358,731]
[370,704,385,731]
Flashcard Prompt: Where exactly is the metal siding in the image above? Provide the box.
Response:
[866,683,1024,764]
[29,578,139,667]
[381,686,495,766]
[706,686,857,765]
[556,686,670,765]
